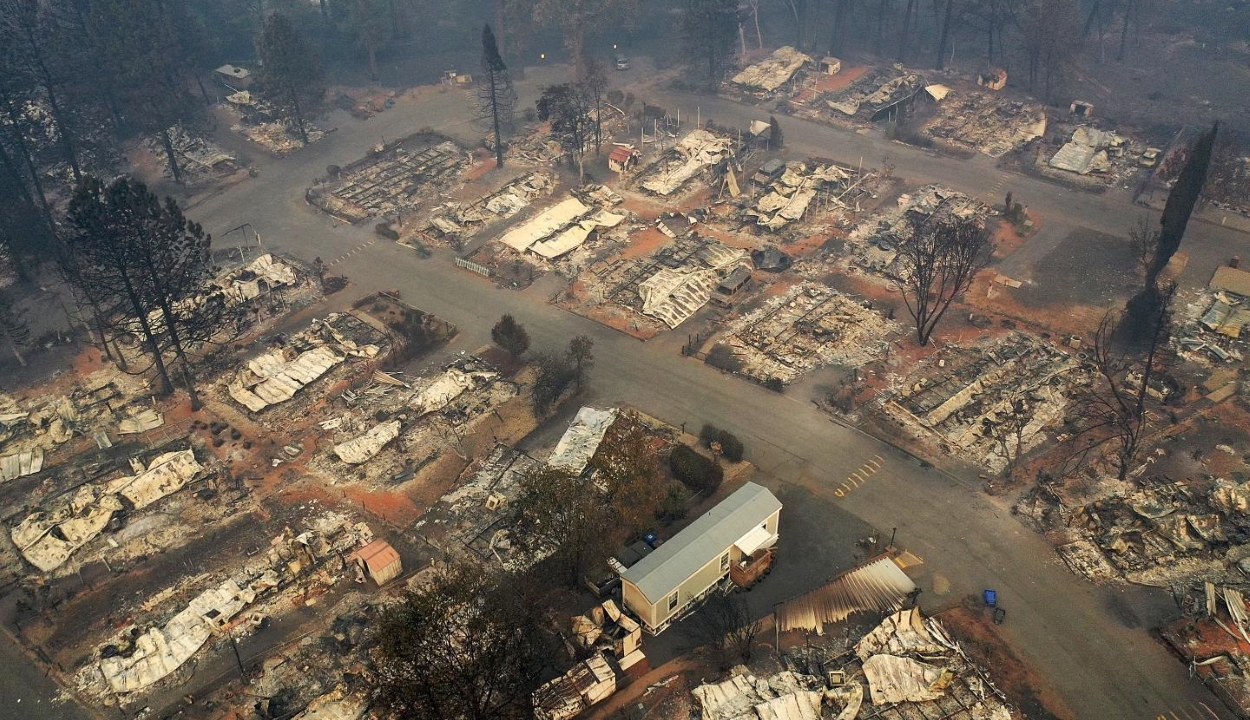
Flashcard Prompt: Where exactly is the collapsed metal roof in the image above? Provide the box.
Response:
[775,555,917,634]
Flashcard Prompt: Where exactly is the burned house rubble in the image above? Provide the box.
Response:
[712,282,897,385]
[835,185,989,277]
[413,444,548,572]
[920,92,1046,158]
[637,128,738,198]
[11,449,203,573]
[498,196,628,261]
[731,46,812,95]
[76,514,378,699]
[697,608,1014,720]
[227,312,388,414]
[224,90,326,155]
[879,334,1077,472]
[562,227,751,334]
[423,172,555,246]
[1175,264,1250,365]
[1022,473,1250,587]
[744,162,871,232]
[308,135,465,222]
[312,355,517,484]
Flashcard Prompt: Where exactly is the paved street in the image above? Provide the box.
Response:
[8,68,1244,718]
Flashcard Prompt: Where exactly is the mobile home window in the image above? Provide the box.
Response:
[667,592,679,612]
[720,552,730,572]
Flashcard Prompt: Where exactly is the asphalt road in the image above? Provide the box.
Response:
[7,68,1241,718]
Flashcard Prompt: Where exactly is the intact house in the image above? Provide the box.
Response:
[620,481,781,634]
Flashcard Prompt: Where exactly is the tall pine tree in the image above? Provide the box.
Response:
[478,24,514,168]
[258,13,324,146]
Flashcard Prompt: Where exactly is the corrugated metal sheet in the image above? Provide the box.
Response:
[548,407,617,475]
[1211,266,1250,298]
[622,482,781,604]
[775,555,916,634]
[499,197,590,252]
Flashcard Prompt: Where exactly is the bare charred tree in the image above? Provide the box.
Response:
[898,0,916,62]
[0,289,28,367]
[567,334,594,392]
[934,0,955,69]
[1016,0,1080,101]
[891,213,992,346]
[1128,216,1160,281]
[583,57,606,155]
[369,565,557,719]
[537,82,594,183]
[1069,284,1175,480]
[258,11,324,146]
[479,24,515,168]
[684,591,762,671]
[829,0,850,57]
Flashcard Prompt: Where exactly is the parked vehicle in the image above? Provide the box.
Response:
[615,55,630,71]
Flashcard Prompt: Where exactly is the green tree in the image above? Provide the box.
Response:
[258,11,325,146]
[0,0,81,180]
[681,0,739,90]
[479,24,515,168]
[89,0,202,182]
[588,411,664,532]
[66,177,225,408]
[768,114,783,149]
[517,465,617,586]
[491,313,529,359]
[370,565,556,719]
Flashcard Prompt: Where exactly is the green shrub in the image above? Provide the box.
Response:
[669,445,723,494]
[699,423,720,445]
[716,430,744,462]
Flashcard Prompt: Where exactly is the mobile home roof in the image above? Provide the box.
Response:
[621,481,781,603]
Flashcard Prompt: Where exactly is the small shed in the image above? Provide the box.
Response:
[215,64,252,87]
[1070,100,1094,118]
[712,267,752,307]
[818,57,842,75]
[608,146,638,173]
[351,540,402,586]
[977,68,1007,91]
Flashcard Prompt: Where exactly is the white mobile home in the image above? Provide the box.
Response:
[620,482,781,634]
